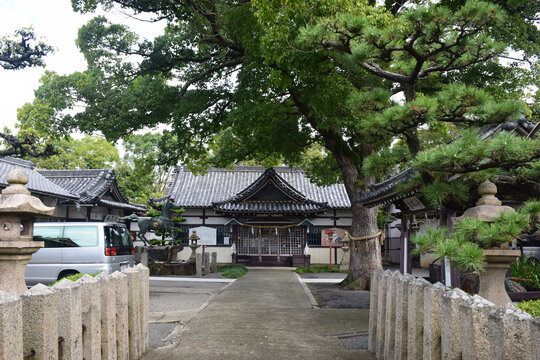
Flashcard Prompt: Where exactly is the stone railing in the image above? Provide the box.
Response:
[369,269,540,360]
[0,264,149,359]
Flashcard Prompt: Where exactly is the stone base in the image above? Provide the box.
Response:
[148,259,196,276]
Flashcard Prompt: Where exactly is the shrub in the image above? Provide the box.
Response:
[217,265,248,279]
[509,257,540,290]
[294,265,340,275]
[50,271,101,286]
[516,300,540,318]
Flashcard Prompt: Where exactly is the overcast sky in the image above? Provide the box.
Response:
[0,0,163,132]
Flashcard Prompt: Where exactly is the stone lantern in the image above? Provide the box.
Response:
[0,169,54,296]
[188,230,200,260]
[455,179,521,306]
[340,232,351,271]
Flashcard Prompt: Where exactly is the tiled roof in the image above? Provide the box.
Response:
[39,169,146,212]
[0,158,78,199]
[166,166,350,209]
[356,168,416,207]
[214,200,328,214]
[212,168,329,214]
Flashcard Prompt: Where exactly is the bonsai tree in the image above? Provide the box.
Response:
[412,199,540,272]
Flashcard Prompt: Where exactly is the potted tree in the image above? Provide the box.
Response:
[413,180,539,306]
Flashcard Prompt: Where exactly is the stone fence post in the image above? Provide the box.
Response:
[21,284,58,359]
[52,279,83,359]
[137,264,150,353]
[97,272,117,359]
[211,252,218,273]
[77,275,102,359]
[488,304,534,360]
[423,282,447,360]
[0,291,22,359]
[125,267,142,358]
[441,287,471,360]
[111,271,129,359]
[407,277,430,359]
[394,272,413,359]
[459,295,495,360]
[203,252,210,276]
[368,269,382,353]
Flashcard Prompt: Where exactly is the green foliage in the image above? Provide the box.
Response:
[0,28,53,70]
[516,300,540,318]
[50,271,101,286]
[294,265,340,275]
[412,204,536,272]
[15,0,540,284]
[510,257,540,290]
[217,265,248,279]
[27,135,120,170]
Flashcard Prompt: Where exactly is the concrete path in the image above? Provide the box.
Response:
[144,268,373,359]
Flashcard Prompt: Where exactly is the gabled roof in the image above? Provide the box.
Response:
[39,169,146,212]
[165,166,350,210]
[212,168,329,215]
[0,158,78,200]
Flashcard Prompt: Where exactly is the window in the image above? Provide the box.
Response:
[33,226,63,248]
[63,226,99,247]
[105,226,133,248]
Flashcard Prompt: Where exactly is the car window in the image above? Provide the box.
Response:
[63,225,99,247]
[33,226,63,248]
[105,226,133,247]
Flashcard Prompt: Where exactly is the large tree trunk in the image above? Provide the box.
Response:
[340,167,382,290]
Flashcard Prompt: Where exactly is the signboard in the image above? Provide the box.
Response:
[320,228,347,247]
[403,196,425,211]
[190,226,217,246]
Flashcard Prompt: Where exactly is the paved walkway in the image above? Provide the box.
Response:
[144,269,373,359]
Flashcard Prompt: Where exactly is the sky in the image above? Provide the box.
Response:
[0,0,163,132]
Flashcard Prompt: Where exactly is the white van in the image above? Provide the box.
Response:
[25,222,135,286]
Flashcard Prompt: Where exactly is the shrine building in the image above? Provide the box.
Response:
[164,166,352,266]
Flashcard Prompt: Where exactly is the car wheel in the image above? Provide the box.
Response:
[57,270,79,281]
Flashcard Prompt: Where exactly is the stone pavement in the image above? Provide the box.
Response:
[144,269,373,359]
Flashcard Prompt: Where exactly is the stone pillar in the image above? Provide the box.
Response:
[124,267,142,358]
[196,253,203,278]
[394,273,413,360]
[135,246,148,267]
[530,318,540,360]
[76,274,102,360]
[137,264,150,352]
[459,295,495,360]
[423,282,447,360]
[203,252,210,276]
[383,271,400,360]
[52,279,83,360]
[407,277,430,360]
[21,284,58,360]
[488,304,534,360]
[0,169,54,296]
[376,270,389,358]
[211,252,218,273]
[110,271,129,360]
[0,290,22,359]
[96,272,117,359]
[368,269,381,353]
[441,288,470,360]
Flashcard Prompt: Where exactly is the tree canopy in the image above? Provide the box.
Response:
[26,0,540,287]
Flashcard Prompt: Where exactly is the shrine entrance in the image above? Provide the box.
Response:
[233,225,309,266]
